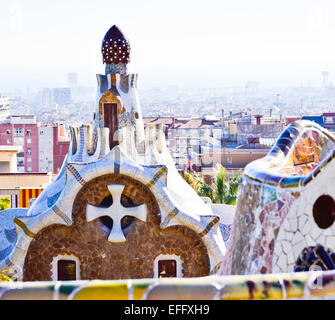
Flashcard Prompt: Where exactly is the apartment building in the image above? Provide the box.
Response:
[144,115,272,173]
[236,115,284,145]
[199,143,270,176]
[0,115,69,173]
[144,116,225,169]
[38,124,70,173]
[0,115,39,172]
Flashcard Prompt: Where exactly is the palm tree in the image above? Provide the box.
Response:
[181,170,198,190]
[212,164,226,204]
[223,171,241,205]
[194,173,214,202]
[181,170,213,200]
[180,165,241,205]
[212,164,241,205]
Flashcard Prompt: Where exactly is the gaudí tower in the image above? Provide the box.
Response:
[0,25,226,281]
[95,25,145,154]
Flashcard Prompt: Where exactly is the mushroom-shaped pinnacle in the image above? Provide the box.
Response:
[101,25,131,65]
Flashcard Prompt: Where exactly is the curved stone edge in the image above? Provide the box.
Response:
[244,120,335,189]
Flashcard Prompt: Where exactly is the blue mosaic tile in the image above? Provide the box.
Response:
[262,185,277,204]
[0,245,13,262]
[47,191,62,208]
[219,224,232,243]
[4,229,16,243]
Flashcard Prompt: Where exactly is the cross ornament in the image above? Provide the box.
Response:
[86,183,147,242]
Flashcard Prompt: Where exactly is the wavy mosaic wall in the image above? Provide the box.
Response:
[220,120,335,275]
[1,271,335,300]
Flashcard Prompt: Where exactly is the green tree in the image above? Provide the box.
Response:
[212,164,241,205]
[0,270,12,282]
[181,170,214,201]
[181,165,241,205]
[223,171,241,205]
[193,172,214,202]
[212,164,226,204]
[0,197,9,211]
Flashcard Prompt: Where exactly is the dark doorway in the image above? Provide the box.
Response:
[158,259,177,277]
[57,260,76,281]
[103,102,119,149]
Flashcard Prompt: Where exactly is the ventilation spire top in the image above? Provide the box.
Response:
[101,25,130,65]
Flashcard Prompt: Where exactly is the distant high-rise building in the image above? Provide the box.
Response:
[68,72,78,89]
[53,88,71,105]
[41,88,54,107]
[322,71,329,87]
[41,87,72,106]
[0,94,11,122]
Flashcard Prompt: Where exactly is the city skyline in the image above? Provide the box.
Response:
[1,0,335,92]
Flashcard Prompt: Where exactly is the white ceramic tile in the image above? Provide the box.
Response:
[303,206,311,217]
[325,236,335,248]
[276,229,286,241]
[316,234,326,245]
[298,215,308,231]
[295,206,304,220]
[288,263,296,273]
[287,249,295,265]
[283,219,292,232]
[297,236,307,253]
[310,227,321,241]
[323,228,332,236]
[285,231,294,241]
[305,234,315,246]
[293,240,306,259]
[276,253,287,271]
[288,218,298,231]
[300,220,313,236]
[281,240,291,254]
[292,231,304,245]
[286,213,297,221]
[272,263,280,274]
[272,253,279,266]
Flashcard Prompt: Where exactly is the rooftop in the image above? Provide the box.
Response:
[143,117,221,129]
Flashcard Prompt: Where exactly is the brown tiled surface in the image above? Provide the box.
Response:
[23,174,210,281]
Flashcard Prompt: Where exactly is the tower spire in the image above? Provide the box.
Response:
[101,25,130,75]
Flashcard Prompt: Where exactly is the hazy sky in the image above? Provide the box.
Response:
[1,0,335,92]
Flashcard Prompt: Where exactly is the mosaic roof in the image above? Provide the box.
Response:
[101,25,130,65]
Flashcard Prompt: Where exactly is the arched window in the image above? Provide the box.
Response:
[153,254,184,278]
[51,254,81,281]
